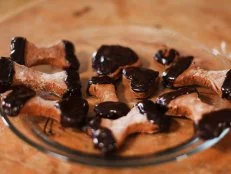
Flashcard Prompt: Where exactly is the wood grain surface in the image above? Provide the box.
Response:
[0,0,231,173]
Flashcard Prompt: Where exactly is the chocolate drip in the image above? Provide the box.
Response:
[92,127,117,154]
[162,56,194,88]
[63,40,80,70]
[92,45,139,76]
[0,57,15,93]
[197,109,231,139]
[87,76,116,95]
[57,96,89,128]
[88,116,102,130]
[221,69,231,100]
[136,100,170,131]
[123,67,159,92]
[94,101,130,119]
[1,85,36,116]
[10,37,26,65]
[156,87,197,106]
[155,48,179,65]
[63,68,82,98]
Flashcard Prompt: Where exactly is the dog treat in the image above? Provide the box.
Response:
[92,45,142,79]
[162,57,231,100]
[122,67,159,99]
[154,48,180,65]
[157,87,214,122]
[10,37,80,69]
[0,57,81,97]
[0,85,88,128]
[157,87,231,139]
[197,109,231,139]
[87,75,130,119]
[88,100,170,153]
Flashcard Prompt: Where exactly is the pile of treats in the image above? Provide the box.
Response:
[0,37,231,154]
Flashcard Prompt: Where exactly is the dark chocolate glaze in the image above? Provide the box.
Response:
[92,45,139,76]
[10,37,26,65]
[155,48,179,65]
[92,127,117,154]
[197,109,231,139]
[63,68,82,98]
[162,56,194,88]
[136,100,170,131]
[94,101,130,119]
[123,67,159,93]
[0,57,15,93]
[87,76,116,95]
[221,69,231,100]
[57,96,89,128]
[1,85,36,116]
[88,116,102,130]
[156,87,197,106]
[62,40,80,70]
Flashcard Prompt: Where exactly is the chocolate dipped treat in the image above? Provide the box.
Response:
[10,37,79,69]
[156,87,214,122]
[92,45,142,79]
[122,67,159,99]
[0,86,88,128]
[162,56,231,100]
[87,75,130,120]
[154,48,180,65]
[88,100,170,154]
[0,57,81,97]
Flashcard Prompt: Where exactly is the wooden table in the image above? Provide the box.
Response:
[0,0,231,173]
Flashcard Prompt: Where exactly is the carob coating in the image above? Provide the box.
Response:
[162,56,194,88]
[63,68,82,98]
[10,37,26,65]
[1,85,36,116]
[155,48,179,65]
[221,69,231,100]
[88,116,102,130]
[123,67,159,92]
[87,75,116,95]
[136,100,170,132]
[92,127,117,154]
[57,96,89,128]
[92,45,139,76]
[94,101,130,119]
[0,57,15,93]
[197,109,231,139]
[62,40,80,70]
[156,87,198,106]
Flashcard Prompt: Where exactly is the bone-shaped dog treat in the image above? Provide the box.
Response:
[122,67,159,99]
[87,75,130,119]
[88,100,170,153]
[0,57,81,97]
[162,56,231,100]
[157,87,231,139]
[154,48,180,65]
[156,87,214,122]
[92,45,142,79]
[0,85,88,128]
[10,37,80,69]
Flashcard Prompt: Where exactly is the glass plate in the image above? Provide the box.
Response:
[1,25,230,167]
